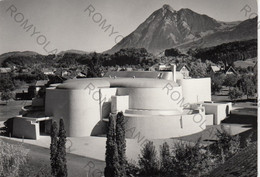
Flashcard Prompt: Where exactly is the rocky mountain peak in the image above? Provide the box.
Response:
[162,4,176,14]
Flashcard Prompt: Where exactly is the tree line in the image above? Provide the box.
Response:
[104,112,254,177]
[191,39,257,67]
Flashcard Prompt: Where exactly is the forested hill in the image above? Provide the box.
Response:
[192,39,257,65]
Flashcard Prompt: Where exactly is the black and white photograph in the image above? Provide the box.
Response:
[0,0,258,176]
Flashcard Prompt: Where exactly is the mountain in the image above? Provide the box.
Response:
[0,51,41,65]
[57,49,89,56]
[178,17,257,50]
[106,4,257,54]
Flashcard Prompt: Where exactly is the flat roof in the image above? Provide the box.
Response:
[56,78,179,90]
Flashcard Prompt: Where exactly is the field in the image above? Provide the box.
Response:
[233,58,257,68]
[0,100,32,121]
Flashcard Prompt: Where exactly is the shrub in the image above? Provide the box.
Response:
[160,142,172,175]
[228,87,243,102]
[19,164,53,177]
[126,127,243,176]
[0,140,28,177]
[171,138,217,177]
[0,73,15,92]
[1,90,13,104]
[138,141,159,176]
[211,74,224,94]
[33,165,53,177]
[125,160,139,176]
[224,74,238,88]
[172,140,201,176]
[210,126,240,163]
[243,130,255,148]
[0,118,14,136]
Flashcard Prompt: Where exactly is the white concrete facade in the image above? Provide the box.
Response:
[44,75,211,138]
[202,103,232,125]
[15,64,232,139]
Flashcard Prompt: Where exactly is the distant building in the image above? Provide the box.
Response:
[76,72,87,78]
[225,66,238,75]
[35,80,48,87]
[210,65,221,73]
[20,68,30,73]
[158,64,167,70]
[55,68,70,77]
[148,66,156,71]
[42,68,55,75]
[125,67,133,71]
[0,67,11,73]
[176,64,190,78]
[117,67,123,71]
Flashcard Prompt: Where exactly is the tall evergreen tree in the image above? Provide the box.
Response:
[105,114,120,177]
[116,112,126,176]
[138,141,159,176]
[50,121,58,176]
[56,119,68,177]
[160,142,172,175]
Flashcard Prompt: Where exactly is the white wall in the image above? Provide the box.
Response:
[100,88,117,118]
[124,112,206,139]
[111,96,129,113]
[117,87,183,113]
[203,103,230,125]
[45,88,101,137]
[180,78,211,104]
[13,118,39,139]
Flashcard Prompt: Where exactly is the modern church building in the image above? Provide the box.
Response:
[13,65,232,139]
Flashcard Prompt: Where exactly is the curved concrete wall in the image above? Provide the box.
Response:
[104,71,174,80]
[117,87,183,112]
[124,112,206,139]
[44,77,210,138]
[45,88,101,137]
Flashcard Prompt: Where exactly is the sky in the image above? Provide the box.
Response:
[0,0,258,55]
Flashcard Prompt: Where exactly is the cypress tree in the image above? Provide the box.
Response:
[50,121,58,176]
[116,112,126,176]
[105,114,120,177]
[56,119,68,177]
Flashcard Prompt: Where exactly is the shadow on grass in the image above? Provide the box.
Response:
[222,113,257,128]
[0,118,13,137]
[234,98,257,103]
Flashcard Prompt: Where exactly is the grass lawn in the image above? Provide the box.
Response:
[212,86,257,108]
[1,137,105,177]
[233,57,257,68]
[0,99,31,121]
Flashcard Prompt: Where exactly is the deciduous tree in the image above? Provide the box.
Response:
[1,91,13,105]
[228,87,243,102]
[223,74,238,89]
